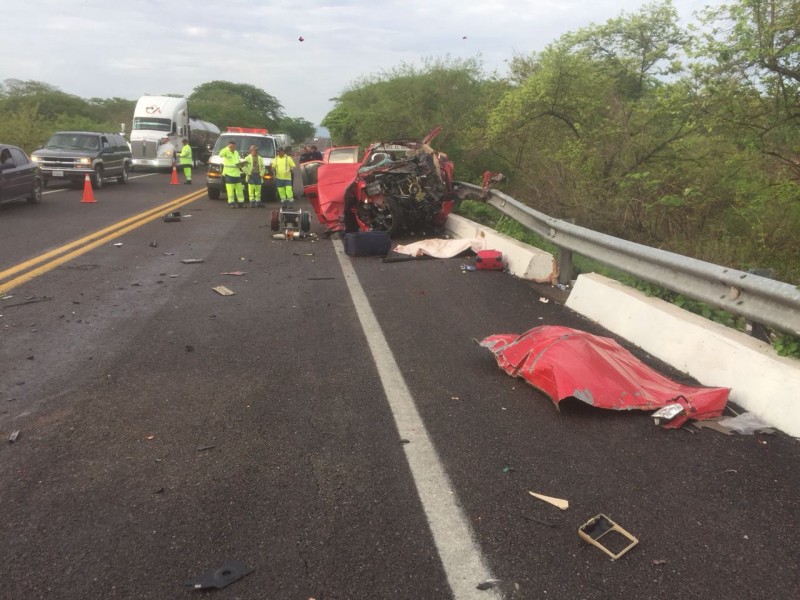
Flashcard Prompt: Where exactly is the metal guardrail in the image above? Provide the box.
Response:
[456,182,800,336]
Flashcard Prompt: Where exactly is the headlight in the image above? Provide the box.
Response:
[31,156,41,162]
[78,158,91,165]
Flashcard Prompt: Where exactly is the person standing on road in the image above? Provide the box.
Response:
[219,140,246,208]
[299,145,313,163]
[272,147,296,206]
[178,139,193,184]
[242,145,266,208]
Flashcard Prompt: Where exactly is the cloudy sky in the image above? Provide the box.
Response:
[2,0,716,131]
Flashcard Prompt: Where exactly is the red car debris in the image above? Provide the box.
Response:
[481,326,730,428]
[305,126,457,236]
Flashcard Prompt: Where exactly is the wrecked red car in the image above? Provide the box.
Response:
[307,126,457,236]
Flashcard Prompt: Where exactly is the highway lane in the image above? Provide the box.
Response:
[1,174,798,599]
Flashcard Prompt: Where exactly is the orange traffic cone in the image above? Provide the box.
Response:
[170,163,179,185]
[81,174,96,203]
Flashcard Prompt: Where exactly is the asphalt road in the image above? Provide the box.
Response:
[1,171,798,599]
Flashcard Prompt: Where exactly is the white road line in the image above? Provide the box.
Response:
[333,239,500,600]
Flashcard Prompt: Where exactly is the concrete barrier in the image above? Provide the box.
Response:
[445,214,557,283]
[566,273,800,438]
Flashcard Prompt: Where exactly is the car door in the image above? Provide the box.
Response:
[100,136,118,175]
[0,146,23,200]
[9,147,33,198]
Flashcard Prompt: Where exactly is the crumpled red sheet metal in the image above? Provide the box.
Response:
[481,326,729,428]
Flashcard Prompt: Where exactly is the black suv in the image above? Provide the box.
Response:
[31,131,132,189]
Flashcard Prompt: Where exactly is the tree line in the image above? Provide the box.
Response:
[0,80,316,153]
[321,0,799,284]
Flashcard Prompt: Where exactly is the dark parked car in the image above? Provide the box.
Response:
[0,144,43,206]
[31,131,132,189]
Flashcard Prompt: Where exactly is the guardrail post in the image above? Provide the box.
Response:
[557,247,573,285]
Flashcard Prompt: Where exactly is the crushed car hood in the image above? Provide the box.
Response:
[481,326,729,428]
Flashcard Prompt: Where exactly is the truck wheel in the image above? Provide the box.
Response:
[117,163,129,184]
[91,165,104,190]
[28,177,43,203]
[207,186,220,200]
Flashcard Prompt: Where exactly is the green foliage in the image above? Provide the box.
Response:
[773,333,800,358]
[321,56,494,177]
[188,81,284,130]
[275,117,315,145]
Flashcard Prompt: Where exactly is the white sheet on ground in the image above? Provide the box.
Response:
[393,238,485,258]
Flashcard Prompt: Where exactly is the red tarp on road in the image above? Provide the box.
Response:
[481,326,729,428]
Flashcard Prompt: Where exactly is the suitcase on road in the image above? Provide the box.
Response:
[344,231,392,257]
[476,249,503,270]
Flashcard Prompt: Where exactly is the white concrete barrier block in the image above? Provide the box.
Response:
[444,215,557,282]
[566,273,800,437]
[444,214,479,240]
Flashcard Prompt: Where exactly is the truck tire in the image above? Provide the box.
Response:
[91,165,104,190]
[207,185,220,200]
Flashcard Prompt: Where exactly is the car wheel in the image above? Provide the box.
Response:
[207,185,220,200]
[368,197,403,236]
[117,163,129,184]
[91,165,104,190]
[28,177,43,203]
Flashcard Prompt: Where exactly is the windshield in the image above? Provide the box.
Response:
[44,133,100,150]
[132,117,171,132]
[213,136,277,158]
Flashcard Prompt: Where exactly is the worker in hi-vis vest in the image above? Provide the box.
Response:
[242,145,266,208]
[271,146,295,205]
[219,140,246,207]
[178,139,193,184]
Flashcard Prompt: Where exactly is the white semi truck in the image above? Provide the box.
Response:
[129,96,220,170]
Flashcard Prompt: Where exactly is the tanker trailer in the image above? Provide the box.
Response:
[188,118,220,165]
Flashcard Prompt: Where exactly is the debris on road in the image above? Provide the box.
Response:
[196,445,216,452]
[220,271,246,276]
[718,412,776,435]
[184,559,254,590]
[113,243,123,247]
[520,513,556,527]
[212,285,235,296]
[481,326,729,429]
[163,211,181,222]
[460,264,476,272]
[476,579,501,591]
[185,345,194,352]
[149,241,158,247]
[9,429,20,443]
[0,296,54,309]
[528,491,569,510]
[181,259,204,264]
[578,514,639,560]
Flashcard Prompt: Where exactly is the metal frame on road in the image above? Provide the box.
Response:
[456,181,800,336]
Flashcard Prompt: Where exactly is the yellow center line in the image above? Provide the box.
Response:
[0,190,206,295]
